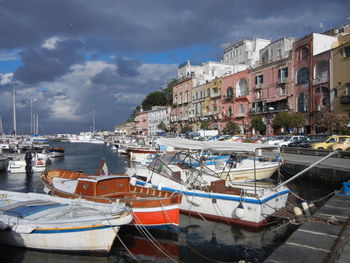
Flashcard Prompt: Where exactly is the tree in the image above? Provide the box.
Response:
[141,91,167,110]
[290,112,305,128]
[316,111,350,134]
[251,115,266,134]
[157,121,168,132]
[181,124,191,134]
[225,121,239,135]
[272,112,290,130]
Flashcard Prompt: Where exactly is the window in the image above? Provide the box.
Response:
[298,47,309,60]
[255,75,263,85]
[256,90,262,99]
[227,107,233,117]
[280,86,286,96]
[278,67,288,81]
[207,88,211,97]
[297,93,305,112]
[227,87,234,98]
[239,104,245,115]
[333,88,338,98]
[297,67,309,85]
[213,105,217,112]
[345,46,350,57]
[346,83,350,96]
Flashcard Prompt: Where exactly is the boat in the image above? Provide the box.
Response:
[125,138,289,228]
[0,190,132,252]
[41,166,181,227]
[7,151,47,174]
[48,147,65,158]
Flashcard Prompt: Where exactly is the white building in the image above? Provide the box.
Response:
[177,61,236,86]
[223,38,271,68]
[257,37,295,66]
[147,106,171,136]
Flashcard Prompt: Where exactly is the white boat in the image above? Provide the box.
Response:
[0,190,132,252]
[7,151,47,173]
[48,147,65,158]
[126,139,289,228]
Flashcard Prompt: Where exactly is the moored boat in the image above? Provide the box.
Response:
[0,190,132,252]
[48,147,65,158]
[41,169,181,227]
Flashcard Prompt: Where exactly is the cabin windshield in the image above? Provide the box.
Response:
[147,155,182,183]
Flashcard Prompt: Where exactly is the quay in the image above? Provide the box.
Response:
[264,152,350,262]
[281,152,350,185]
[265,193,350,263]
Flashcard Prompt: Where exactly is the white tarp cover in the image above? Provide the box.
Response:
[156,138,279,153]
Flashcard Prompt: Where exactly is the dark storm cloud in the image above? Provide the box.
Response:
[1,0,348,53]
[13,40,84,84]
[116,57,142,77]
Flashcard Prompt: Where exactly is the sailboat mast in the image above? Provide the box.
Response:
[92,110,95,134]
[30,96,33,134]
[12,87,17,135]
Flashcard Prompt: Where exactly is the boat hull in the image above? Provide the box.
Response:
[0,224,121,252]
[133,173,289,228]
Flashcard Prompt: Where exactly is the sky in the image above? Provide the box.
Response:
[0,0,349,134]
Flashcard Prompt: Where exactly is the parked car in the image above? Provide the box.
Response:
[311,135,350,150]
[279,136,305,147]
[327,138,350,151]
[267,136,290,145]
[288,135,328,148]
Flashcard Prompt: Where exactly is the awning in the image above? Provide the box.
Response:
[267,96,288,103]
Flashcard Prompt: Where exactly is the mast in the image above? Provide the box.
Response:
[12,87,17,135]
[30,96,33,134]
[92,110,95,134]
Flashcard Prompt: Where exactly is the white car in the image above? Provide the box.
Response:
[278,136,305,147]
[267,136,290,145]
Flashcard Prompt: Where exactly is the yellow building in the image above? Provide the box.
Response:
[331,33,350,118]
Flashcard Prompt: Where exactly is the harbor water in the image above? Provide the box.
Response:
[0,142,335,263]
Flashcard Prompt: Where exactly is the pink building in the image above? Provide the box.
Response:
[220,69,251,133]
[134,111,148,135]
[292,33,335,133]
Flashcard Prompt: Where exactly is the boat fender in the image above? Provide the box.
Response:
[233,203,245,219]
[157,184,162,190]
[293,207,303,217]
[12,224,36,234]
[308,202,316,214]
[130,177,137,186]
[301,202,310,216]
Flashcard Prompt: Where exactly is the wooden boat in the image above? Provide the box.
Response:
[48,147,65,158]
[0,190,132,252]
[41,169,181,227]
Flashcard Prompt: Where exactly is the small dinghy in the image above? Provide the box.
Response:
[0,190,132,252]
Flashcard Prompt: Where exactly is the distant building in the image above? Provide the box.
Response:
[134,110,148,135]
[114,122,136,136]
[147,106,171,136]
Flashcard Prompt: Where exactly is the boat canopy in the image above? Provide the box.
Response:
[156,138,279,153]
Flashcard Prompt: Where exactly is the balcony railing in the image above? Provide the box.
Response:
[210,92,221,98]
[255,83,263,90]
[277,77,288,84]
[341,95,350,104]
[312,76,328,86]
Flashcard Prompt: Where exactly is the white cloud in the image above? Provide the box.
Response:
[114,92,145,104]
[42,36,64,50]
[0,73,14,84]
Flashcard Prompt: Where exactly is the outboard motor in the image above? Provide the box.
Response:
[25,151,32,174]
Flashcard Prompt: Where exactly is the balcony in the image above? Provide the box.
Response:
[341,95,350,104]
[277,77,288,84]
[210,92,221,99]
[255,83,263,90]
[312,76,328,86]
